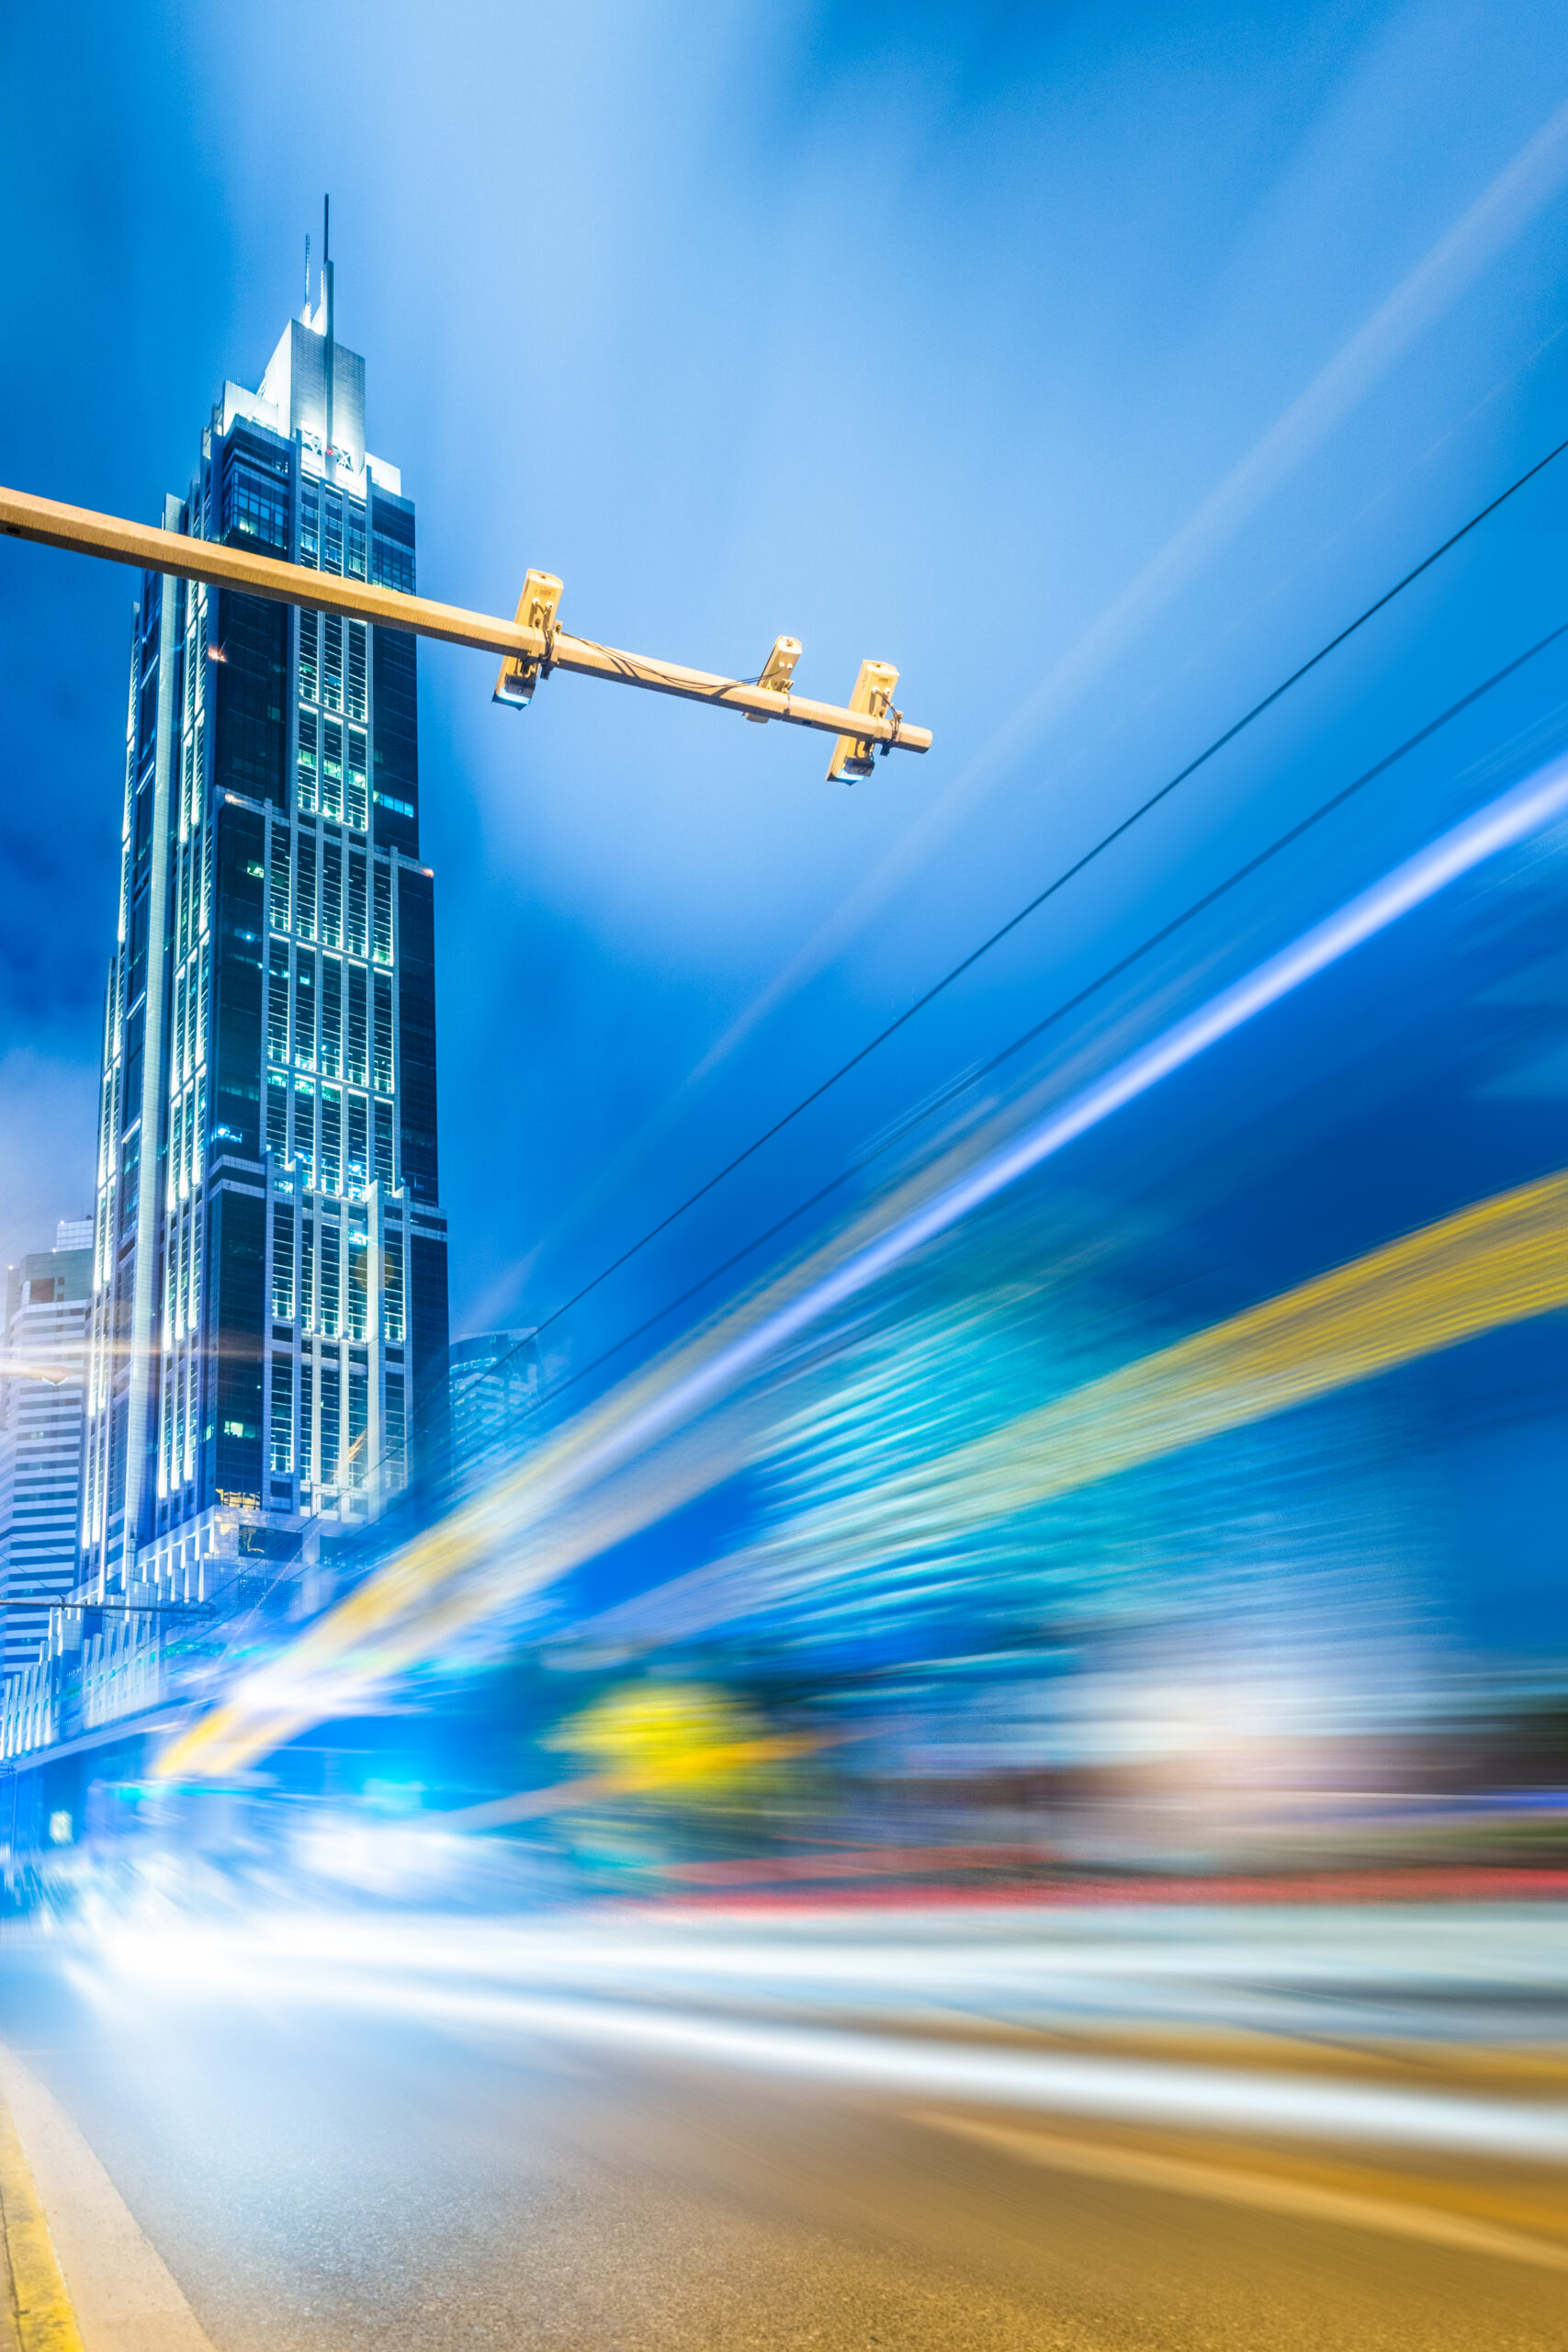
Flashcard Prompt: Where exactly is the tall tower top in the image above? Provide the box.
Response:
[214,211,402,493]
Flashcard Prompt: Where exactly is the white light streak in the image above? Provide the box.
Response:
[598,756,1568,1475]
[89,1906,1568,2162]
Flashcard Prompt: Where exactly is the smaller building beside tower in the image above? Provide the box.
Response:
[0,1222,94,1682]
[448,1329,540,1489]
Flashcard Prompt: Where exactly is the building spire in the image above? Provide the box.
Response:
[322,193,336,457]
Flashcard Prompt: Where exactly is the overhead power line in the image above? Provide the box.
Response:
[255,461,1568,1623]
[460,609,1568,1438]
[451,429,1568,1420]
[329,586,1568,1613]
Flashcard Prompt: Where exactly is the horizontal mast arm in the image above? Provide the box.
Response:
[0,485,931,755]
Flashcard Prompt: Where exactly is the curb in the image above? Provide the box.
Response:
[0,2092,83,2352]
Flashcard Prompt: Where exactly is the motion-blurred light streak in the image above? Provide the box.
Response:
[86,1921,1568,2163]
[155,756,1568,1783]
[711,1166,1568,1578]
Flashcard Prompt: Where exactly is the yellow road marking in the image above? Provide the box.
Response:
[919,2109,1568,2272]
[0,2094,85,2352]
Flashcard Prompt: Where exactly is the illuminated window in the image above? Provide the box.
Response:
[299,1358,314,1481]
[346,846,367,957]
[268,834,290,932]
[293,952,316,1069]
[384,1374,405,1484]
[295,827,317,939]
[299,1206,315,1323]
[321,834,343,945]
[345,964,368,1086]
[269,1358,293,1474]
[320,1085,342,1197]
[266,1070,288,1159]
[267,940,290,1064]
[322,616,343,714]
[297,707,318,815]
[372,972,394,1094]
[382,1227,404,1340]
[374,1099,394,1193]
[320,956,342,1076]
[319,1236,341,1342]
[347,1232,368,1340]
[321,721,344,822]
[371,864,392,965]
[346,624,367,721]
[272,1202,295,1323]
[346,1093,368,1199]
[346,1360,367,1476]
[319,1360,340,1481]
[346,730,367,835]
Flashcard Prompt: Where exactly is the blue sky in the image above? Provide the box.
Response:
[3,0,1567,1374]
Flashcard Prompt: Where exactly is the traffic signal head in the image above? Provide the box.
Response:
[493,571,565,707]
[746,635,803,719]
[826,660,899,782]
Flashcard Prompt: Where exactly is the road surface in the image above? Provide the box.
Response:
[1,1901,1564,2350]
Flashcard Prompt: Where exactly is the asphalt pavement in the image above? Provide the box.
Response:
[1,1907,1565,2351]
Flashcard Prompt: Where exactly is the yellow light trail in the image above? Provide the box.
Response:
[157,1168,1567,1783]
[812,1164,1568,1539]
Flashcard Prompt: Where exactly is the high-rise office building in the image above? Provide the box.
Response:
[0,1222,94,1679]
[448,1329,540,1490]
[80,267,449,1606]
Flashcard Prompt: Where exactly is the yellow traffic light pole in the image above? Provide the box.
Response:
[0,486,931,781]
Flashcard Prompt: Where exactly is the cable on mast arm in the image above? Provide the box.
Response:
[0,486,931,769]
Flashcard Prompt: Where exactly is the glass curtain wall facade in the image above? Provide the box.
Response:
[0,1226,94,1679]
[80,301,450,1603]
[447,1329,541,1494]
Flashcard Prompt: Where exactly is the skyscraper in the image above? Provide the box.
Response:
[79,266,449,1609]
[0,1222,94,1680]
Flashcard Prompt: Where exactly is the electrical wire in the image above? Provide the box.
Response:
[202,594,1568,1654]
[457,611,1568,1438]
[444,432,1568,1425]
[134,446,1568,1672]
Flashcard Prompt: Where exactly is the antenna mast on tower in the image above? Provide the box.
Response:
[322,193,335,457]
